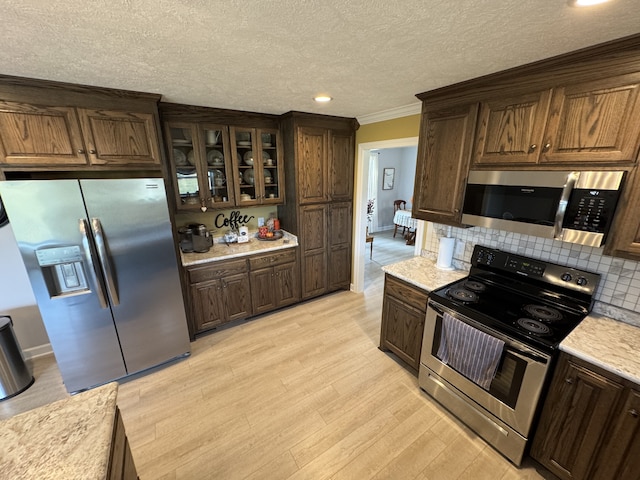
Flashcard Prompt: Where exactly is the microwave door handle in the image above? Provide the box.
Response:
[554,172,580,240]
[79,219,109,309]
[91,218,120,306]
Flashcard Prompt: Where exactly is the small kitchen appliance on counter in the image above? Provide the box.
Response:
[179,224,213,253]
[189,223,213,252]
[419,244,600,465]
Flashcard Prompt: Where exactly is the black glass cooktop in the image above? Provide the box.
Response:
[430,275,588,353]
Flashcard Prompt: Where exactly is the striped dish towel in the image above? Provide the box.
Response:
[436,312,505,390]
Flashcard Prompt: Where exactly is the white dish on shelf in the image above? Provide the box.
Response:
[207,149,224,166]
[173,149,188,166]
[243,168,255,185]
[187,150,196,166]
[237,141,251,146]
[263,168,273,184]
[243,150,270,166]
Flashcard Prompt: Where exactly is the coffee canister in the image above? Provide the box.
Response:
[238,226,249,243]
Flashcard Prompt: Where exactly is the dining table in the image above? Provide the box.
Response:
[393,209,418,245]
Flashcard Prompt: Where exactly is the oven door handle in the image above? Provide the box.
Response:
[429,301,447,317]
[504,346,548,364]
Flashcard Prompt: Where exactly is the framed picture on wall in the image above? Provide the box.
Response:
[382,168,395,190]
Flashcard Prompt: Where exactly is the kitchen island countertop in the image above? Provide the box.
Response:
[181,229,298,266]
[560,313,640,384]
[381,256,467,292]
[0,382,118,479]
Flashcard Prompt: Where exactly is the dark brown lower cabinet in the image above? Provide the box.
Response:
[379,275,428,372]
[187,248,299,336]
[249,249,299,315]
[191,272,251,333]
[328,202,352,291]
[109,407,138,480]
[531,352,640,480]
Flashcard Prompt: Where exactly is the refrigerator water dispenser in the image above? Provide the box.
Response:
[36,246,89,297]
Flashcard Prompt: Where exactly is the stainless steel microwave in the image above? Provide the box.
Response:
[461,170,626,247]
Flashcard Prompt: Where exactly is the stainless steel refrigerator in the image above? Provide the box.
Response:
[0,178,190,393]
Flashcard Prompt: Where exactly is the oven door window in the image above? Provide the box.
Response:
[433,315,526,409]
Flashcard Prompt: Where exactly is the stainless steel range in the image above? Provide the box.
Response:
[419,244,600,466]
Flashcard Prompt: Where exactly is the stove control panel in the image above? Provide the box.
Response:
[472,245,600,295]
[474,247,546,277]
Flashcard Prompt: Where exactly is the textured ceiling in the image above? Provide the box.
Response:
[2,0,639,120]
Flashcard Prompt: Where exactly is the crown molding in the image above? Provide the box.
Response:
[357,103,422,125]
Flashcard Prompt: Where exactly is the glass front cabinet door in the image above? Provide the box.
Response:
[231,126,283,206]
[166,122,234,211]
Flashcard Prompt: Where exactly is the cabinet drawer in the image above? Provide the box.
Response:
[187,259,247,284]
[384,275,428,312]
[248,248,297,270]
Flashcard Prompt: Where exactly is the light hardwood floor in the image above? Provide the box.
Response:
[1,231,556,479]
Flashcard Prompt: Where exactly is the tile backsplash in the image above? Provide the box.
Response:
[423,223,640,327]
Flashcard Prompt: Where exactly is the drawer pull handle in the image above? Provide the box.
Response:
[565,378,573,384]
[629,409,639,418]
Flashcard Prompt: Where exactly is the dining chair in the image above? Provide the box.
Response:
[366,226,374,259]
[393,199,407,238]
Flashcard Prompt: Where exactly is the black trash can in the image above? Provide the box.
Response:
[0,315,34,401]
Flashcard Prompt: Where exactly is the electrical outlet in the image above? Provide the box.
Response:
[257,217,265,227]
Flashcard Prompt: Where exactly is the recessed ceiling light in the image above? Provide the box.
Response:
[313,95,333,103]
[569,0,611,6]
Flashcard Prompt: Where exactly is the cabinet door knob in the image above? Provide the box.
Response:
[629,409,639,418]
[565,377,573,384]
[78,149,85,154]
[529,144,537,152]
[542,143,551,152]
[89,149,96,154]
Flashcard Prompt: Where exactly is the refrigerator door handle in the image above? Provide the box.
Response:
[79,219,109,309]
[91,218,121,306]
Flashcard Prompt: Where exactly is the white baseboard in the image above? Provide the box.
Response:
[23,343,53,360]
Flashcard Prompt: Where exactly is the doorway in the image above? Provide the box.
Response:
[351,137,422,293]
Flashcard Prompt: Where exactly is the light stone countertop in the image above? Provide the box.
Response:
[381,256,467,292]
[560,313,640,385]
[0,382,118,479]
[181,229,298,266]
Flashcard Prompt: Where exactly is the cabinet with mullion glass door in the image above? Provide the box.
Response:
[231,126,283,206]
[165,122,233,211]
[201,123,234,208]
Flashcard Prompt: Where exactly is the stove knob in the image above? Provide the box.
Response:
[576,276,588,286]
[561,273,573,282]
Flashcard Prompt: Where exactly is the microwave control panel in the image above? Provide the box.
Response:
[563,189,621,233]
